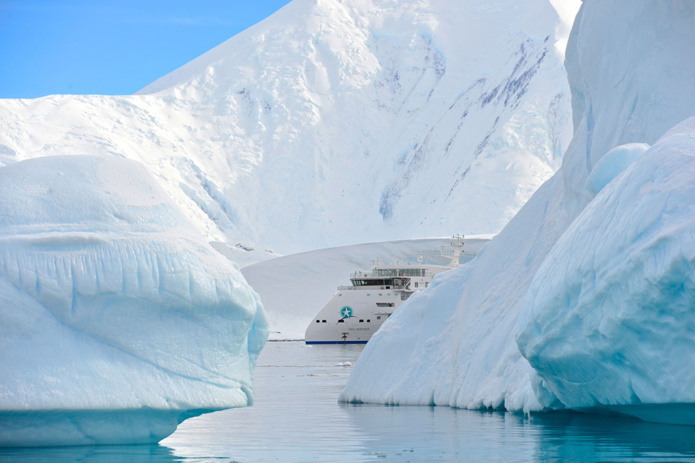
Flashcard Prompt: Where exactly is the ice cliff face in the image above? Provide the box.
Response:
[0,0,576,255]
[341,0,695,424]
[518,119,695,424]
[0,156,268,446]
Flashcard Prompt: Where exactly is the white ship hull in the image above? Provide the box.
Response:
[305,283,411,344]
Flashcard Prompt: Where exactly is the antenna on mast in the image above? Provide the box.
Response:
[447,234,464,267]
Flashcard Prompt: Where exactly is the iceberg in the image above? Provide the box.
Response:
[583,143,649,196]
[341,0,695,424]
[518,118,695,424]
[0,155,268,447]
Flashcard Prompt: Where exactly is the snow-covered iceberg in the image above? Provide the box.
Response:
[518,118,695,424]
[341,0,695,424]
[583,143,649,196]
[0,155,268,447]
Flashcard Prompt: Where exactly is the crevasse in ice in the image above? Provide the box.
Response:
[0,155,268,447]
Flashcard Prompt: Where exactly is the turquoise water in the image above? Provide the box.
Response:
[3,341,695,462]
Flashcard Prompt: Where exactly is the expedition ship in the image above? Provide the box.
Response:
[305,236,465,344]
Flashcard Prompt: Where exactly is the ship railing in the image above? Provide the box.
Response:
[351,272,374,278]
[337,285,408,291]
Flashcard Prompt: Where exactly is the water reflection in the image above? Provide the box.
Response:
[343,405,535,461]
[163,342,371,462]
[529,411,695,461]
[343,403,695,462]
[4,342,695,462]
[0,444,181,463]
[165,342,695,462]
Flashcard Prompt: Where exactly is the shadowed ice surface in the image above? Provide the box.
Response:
[3,341,695,462]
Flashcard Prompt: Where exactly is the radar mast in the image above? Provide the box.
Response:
[446,234,464,267]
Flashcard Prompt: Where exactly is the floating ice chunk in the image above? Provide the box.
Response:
[0,155,268,447]
[584,143,649,196]
[517,118,695,424]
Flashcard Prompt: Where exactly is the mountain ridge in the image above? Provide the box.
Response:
[0,0,579,257]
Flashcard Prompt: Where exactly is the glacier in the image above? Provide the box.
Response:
[341,0,695,424]
[0,0,578,256]
[0,155,268,446]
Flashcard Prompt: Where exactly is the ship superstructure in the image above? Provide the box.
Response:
[305,236,465,344]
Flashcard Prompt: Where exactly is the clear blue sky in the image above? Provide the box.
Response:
[0,0,292,99]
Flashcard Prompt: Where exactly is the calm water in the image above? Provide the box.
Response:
[4,341,695,462]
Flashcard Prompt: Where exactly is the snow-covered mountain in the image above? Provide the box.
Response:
[342,0,695,425]
[0,0,578,256]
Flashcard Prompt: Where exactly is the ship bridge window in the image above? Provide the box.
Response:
[369,278,404,287]
[374,269,423,277]
[376,302,395,308]
[352,278,398,287]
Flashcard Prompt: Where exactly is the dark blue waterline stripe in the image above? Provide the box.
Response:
[305,341,368,344]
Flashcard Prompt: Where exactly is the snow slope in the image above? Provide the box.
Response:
[0,0,577,256]
[341,0,695,424]
[242,237,490,340]
[0,156,268,446]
